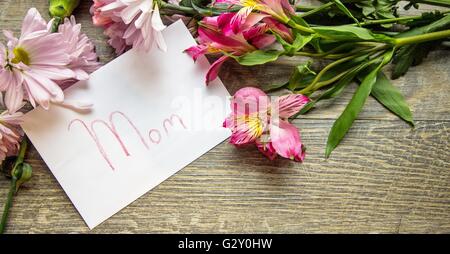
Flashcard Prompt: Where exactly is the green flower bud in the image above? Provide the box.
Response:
[12,162,32,193]
[49,0,81,19]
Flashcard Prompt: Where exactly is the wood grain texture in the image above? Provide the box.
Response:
[0,0,449,233]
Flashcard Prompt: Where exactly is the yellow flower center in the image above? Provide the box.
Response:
[237,114,265,139]
[11,47,31,66]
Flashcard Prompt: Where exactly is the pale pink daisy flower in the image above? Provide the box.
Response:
[90,0,130,54]
[120,0,167,52]
[0,8,74,113]
[0,111,23,162]
[57,16,101,89]
[91,0,167,54]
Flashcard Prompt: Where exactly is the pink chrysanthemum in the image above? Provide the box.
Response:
[90,0,167,54]
[0,8,100,113]
[58,16,101,89]
[0,110,23,162]
[0,8,74,113]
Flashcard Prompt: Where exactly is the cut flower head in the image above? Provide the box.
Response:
[223,87,310,161]
[185,11,291,84]
[0,8,99,113]
[90,0,167,54]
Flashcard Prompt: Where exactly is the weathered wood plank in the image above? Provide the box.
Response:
[1,120,449,233]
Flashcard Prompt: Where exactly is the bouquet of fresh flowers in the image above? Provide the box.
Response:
[0,0,449,232]
[91,0,450,160]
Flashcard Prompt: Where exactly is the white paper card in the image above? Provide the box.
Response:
[21,21,231,229]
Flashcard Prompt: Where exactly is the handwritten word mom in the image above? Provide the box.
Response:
[68,111,187,170]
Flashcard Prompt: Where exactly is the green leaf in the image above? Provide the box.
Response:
[314,25,374,40]
[392,15,450,79]
[331,0,360,25]
[354,0,398,20]
[369,72,414,126]
[262,81,288,93]
[274,33,314,56]
[325,50,393,158]
[290,14,310,28]
[288,61,316,91]
[395,14,450,38]
[290,34,315,54]
[325,66,379,158]
[229,50,282,66]
[313,25,394,43]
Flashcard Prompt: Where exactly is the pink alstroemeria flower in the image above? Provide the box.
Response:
[223,87,310,161]
[0,110,23,162]
[215,0,296,29]
[185,12,277,84]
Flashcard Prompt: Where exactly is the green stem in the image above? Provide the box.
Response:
[159,2,197,15]
[298,55,355,94]
[395,29,450,46]
[298,45,388,94]
[298,2,335,18]
[0,177,17,234]
[358,12,450,26]
[295,5,317,12]
[51,17,62,33]
[0,139,28,234]
[287,20,316,34]
[15,139,28,166]
[294,42,381,59]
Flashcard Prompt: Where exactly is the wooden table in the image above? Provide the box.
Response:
[0,0,449,233]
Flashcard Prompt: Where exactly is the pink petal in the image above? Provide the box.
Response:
[281,0,296,16]
[151,5,167,51]
[249,34,276,49]
[20,8,47,38]
[185,44,208,61]
[121,1,142,24]
[270,120,305,161]
[274,94,310,118]
[206,55,229,85]
[263,17,293,43]
[230,7,253,34]
[151,5,166,31]
[31,66,75,80]
[231,87,269,115]
[201,16,219,28]
[241,13,269,31]
[224,115,265,145]
[5,85,24,114]
[217,13,235,35]
[243,23,268,40]
[198,27,247,49]
[256,140,277,160]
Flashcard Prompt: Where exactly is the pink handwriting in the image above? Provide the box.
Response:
[68,111,187,171]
